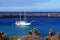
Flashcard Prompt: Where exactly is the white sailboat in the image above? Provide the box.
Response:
[15,12,31,26]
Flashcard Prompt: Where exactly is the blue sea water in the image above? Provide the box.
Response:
[0,17,60,37]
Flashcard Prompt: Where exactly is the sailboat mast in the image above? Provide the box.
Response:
[24,12,26,22]
[20,12,21,21]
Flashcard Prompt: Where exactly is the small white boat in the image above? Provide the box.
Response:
[15,21,31,26]
[15,12,31,26]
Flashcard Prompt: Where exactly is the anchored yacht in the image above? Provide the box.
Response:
[15,12,31,26]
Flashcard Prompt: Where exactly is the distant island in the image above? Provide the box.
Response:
[0,12,60,18]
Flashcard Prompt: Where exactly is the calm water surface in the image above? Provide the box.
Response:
[0,17,60,37]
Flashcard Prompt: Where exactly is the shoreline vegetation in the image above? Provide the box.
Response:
[0,12,60,18]
[0,28,60,40]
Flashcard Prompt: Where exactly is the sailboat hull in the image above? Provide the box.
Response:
[15,21,31,26]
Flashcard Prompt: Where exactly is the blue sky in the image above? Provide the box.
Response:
[0,0,60,12]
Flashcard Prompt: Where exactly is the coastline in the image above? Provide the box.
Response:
[0,12,60,18]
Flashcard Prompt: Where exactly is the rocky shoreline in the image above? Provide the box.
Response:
[0,28,60,40]
[0,13,60,18]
